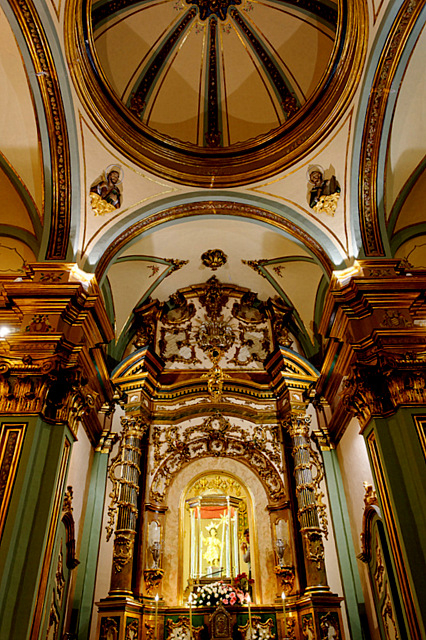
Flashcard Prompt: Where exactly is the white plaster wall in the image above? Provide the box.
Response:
[336,417,380,640]
[162,457,277,606]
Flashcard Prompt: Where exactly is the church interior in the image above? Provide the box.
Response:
[0,1,425,640]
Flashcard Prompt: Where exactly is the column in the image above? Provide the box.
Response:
[284,413,329,593]
[313,429,367,640]
[0,263,114,640]
[71,425,118,640]
[108,415,149,596]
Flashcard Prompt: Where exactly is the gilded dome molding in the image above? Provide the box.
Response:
[66,0,368,188]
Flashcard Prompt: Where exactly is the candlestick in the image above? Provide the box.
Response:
[247,594,252,638]
[281,591,287,639]
[155,593,159,640]
[189,593,193,640]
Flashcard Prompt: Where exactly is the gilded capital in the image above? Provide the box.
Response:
[121,415,150,438]
[283,413,311,438]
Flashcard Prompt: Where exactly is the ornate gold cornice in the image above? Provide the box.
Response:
[319,260,426,433]
[10,0,71,259]
[342,354,426,429]
[0,263,114,441]
[66,0,367,188]
[359,0,425,256]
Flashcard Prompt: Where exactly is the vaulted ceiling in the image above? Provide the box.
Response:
[0,0,425,368]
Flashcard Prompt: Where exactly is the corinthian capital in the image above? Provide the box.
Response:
[120,415,150,438]
[283,413,311,438]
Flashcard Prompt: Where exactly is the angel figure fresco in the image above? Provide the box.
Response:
[308,165,340,216]
[90,165,123,216]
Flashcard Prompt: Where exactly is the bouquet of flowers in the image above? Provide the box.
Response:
[234,572,254,593]
[192,581,246,607]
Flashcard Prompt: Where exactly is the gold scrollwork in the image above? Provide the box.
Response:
[202,349,231,403]
[273,565,295,595]
[201,249,227,271]
[113,534,134,573]
[304,529,325,570]
[319,612,341,640]
[125,619,139,640]
[144,568,165,595]
[166,616,204,640]
[150,412,285,505]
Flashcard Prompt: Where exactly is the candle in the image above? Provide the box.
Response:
[189,593,193,640]
[281,592,287,638]
[247,594,252,638]
[155,593,159,640]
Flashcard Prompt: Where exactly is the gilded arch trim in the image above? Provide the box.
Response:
[358,0,425,256]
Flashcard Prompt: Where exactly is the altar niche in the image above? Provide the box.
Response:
[182,474,252,595]
[186,495,241,583]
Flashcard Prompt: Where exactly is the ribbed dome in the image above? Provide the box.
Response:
[92,0,337,148]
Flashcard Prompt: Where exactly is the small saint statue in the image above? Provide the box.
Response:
[203,524,222,568]
[308,166,340,216]
[90,165,123,215]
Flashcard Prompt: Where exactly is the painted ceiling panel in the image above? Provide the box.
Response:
[244,4,334,99]
[108,218,321,328]
[94,1,180,99]
[0,238,36,274]
[145,26,204,143]
[386,22,426,219]
[222,25,282,143]
[107,258,170,337]
[393,167,426,236]
[0,7,43,215]
[394,235,426,268]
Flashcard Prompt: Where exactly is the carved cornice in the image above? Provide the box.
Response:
[341,355,426,429]
[0,264,114,440]
[11,0,71,259]
[318,262,426,434]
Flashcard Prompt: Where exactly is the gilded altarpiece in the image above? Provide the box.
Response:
[106,278,345,640]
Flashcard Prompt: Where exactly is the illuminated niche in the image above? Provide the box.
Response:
[182,473,252,591]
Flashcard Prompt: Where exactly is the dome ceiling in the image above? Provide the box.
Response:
[92,0,337,148]
[68,0,364,186]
